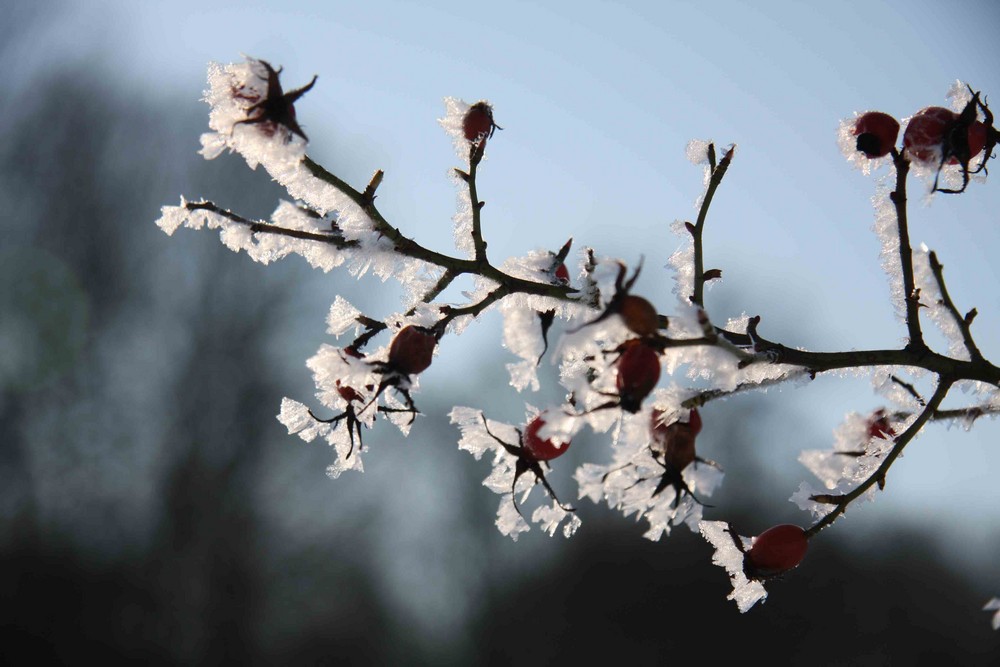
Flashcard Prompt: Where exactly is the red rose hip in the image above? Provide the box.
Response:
[463,101,499,145]
[388,325,437,375]
[746,524,808,578]
[904,107,957,164]
[522,416,569,462]
[854,111,900,158]
[615,341,661,413]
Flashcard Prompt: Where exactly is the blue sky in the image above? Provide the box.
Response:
[22,0,1000,590]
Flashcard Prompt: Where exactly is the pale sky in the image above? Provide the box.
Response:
[16,0,1000,610]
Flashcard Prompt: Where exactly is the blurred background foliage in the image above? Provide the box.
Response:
[2,2,999,664]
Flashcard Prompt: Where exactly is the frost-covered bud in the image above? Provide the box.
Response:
[388,326,437,375]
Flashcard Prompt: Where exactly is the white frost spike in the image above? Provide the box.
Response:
[449,406,580,539]
[946,80,974,113]
[799,409,906,498]
[699,520,768,613]
[871,183,905,324]
[668,219,696,306]
[984,598,1000,631]
[439,97,475,160]
[574,407,722,540]
[155,199,348,272]
[326,296,363,337]
[278,397,365,478]
[685,139,714,167]
[912,245,970,361]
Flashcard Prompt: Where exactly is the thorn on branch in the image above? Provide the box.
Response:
[362,169,384,205]
[684,221,696,236]
[965,308,978,325]
[809,494,844,505]
[453,168,470,182]
[703,268,723,281]
[890,375,926,406]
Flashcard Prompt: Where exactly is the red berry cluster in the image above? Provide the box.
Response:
[851,86,996,193]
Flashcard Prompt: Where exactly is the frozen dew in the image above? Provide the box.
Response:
[278,397,366,479]
[700,520,768,612]
[450,406,580,539]
[870,183,905,323]
[439,97,475,161]
[326,296,363,337]
[912,244,970,361]
[573,405,722,541]
[668,219,696,305]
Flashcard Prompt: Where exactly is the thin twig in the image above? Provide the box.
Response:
[890,152,927,353]
[692,144,734,307]
[805,378,954,538]
[929,251,984,362]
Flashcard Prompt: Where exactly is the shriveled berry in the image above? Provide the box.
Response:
[522,416,569,462]
[388,325,436,375]
[463,102,499,145]
[854,111,900,158]
[746,524,808,578]
[615,341,661,413]
[620,295,660,337]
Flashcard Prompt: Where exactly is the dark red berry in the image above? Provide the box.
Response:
[867,409,895,439]
[463,102,499,145]
[522,416,569,462]
[746,524,808,579]
[854,111,900,158]
[620,295,660,337]
[968,120,988,159]
[651,408,701,470]
[615,341,661,413]
[388,325,436,375]
[904,107,957,163]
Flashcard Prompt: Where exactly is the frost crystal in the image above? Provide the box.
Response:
[439,97,475,161]
[450,406,580,540]
[984,598,1000,631]
[575,404,723,540]
[870,183,905,324]
[700,521,768,612]
[798,409,906,503]
[667,219,696,305]
[912,245,970,361]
